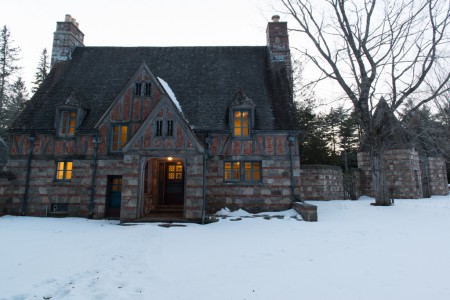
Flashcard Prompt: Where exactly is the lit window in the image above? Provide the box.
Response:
[233,110,249,137]
[224,161,240,181]
[224,161,261,182]
[167,163,183,181]
[59,111,77,137]
[56,161,73,181]
[245,162,261,181]
[111,125,128,151]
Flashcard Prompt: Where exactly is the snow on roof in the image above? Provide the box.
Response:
[157,77,183,113]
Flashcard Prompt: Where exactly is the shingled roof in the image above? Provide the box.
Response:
[14,46,297,133]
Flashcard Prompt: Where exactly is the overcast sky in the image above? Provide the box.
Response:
[1,0,282,90]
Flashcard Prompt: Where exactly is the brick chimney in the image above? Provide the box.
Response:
[266,15,290,65]
[266,15,293,100]
[51,14,85,67]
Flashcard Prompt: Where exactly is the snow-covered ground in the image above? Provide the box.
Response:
[1,195,450,300]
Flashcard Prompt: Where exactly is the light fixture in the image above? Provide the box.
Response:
[167,156,173,161]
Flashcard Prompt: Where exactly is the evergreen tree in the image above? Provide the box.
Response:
[0,25,21,113]
[0,77,28,141]
[32,48,49,93]
[339,111,360,172]
[294,100,331,164]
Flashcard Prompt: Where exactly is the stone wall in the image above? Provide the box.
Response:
[427,156,449,196]
[358,149,423,199]
[205,156,300,214]
[0,157,124,218]
[300,165,344,200]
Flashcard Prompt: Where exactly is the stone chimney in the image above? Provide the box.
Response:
[51,14,85,67]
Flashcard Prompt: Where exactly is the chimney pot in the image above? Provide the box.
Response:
[272,15,280,22]
[65,14,71,22]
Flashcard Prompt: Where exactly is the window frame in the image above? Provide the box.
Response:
[58,110,77,137]
[55,160,73,182]
[135,83,142,95]
[110,124,129,152]
[232,109,251,138]
[156,120,163,136]
[224,160,262,183]
[167,120,174,136]
[144,83,152,96]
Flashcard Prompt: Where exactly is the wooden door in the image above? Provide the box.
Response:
[158,161,184,206]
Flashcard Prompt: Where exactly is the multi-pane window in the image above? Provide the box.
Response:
[156,120,163,136]
[167,163,183,180]
[111,125,128,151]
[244,161,261,181]
[224,161,261,182]
[167,120,174,136]
[135,83,142,95]
[233,110,250,137]
[56,161,73,181]
[59,111,77,137]
[144,83,152,96]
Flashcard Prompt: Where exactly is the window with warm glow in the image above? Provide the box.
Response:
[224,161,261,182]
[233,110,250,137]
[56,161,73,181]
[167,163,183,181]
[59,111,77,137]
[111,125,128,151]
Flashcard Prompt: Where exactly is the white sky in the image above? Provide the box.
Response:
[0,0,339,102]
[0,0,278,89]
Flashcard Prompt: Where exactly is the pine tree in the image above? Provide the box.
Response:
[0,77,28,141]
[0,25,21,113]
[32,48,49,93]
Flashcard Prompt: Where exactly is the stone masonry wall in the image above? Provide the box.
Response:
[205,156,301,214]
[0,157,123,218]
[358,149,423,199]
[300,165,344,200]
[427,157,449,196]
[184,154,204,219]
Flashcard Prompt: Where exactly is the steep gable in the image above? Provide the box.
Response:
[123,95,204,153]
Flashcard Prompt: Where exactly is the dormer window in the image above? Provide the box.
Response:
[59,110,77,137]
[228,91,255,138]
[233,110,250,137]
[55,91,89,138]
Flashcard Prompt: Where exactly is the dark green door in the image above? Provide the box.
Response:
[106,176,122,218]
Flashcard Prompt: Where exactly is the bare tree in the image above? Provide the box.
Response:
[280,0,450,205]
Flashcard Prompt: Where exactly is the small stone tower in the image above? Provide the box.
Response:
[51,14,85,67]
